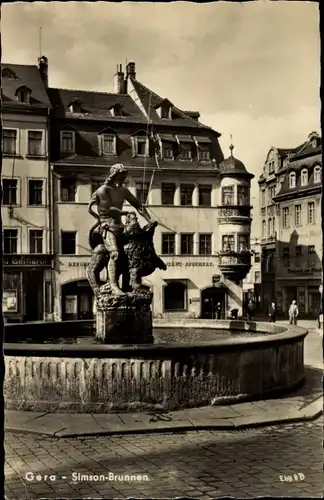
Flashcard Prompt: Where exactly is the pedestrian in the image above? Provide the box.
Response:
[215,302,222,320]
[268,301,276,323]
[246,299,255,321]
[288,300,299,325]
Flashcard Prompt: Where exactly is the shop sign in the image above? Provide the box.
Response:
[167,261,214,268]
[3,290,18,313]
[3,254,53,267]
[68,262,90,267]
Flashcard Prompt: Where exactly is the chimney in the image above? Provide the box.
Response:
[126,61,136,80]
[38,55,48,87]
[114,64,125,94]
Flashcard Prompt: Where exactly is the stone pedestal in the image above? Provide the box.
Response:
[95,284,154,344]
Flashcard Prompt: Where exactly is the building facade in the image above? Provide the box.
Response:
[243,238,261,310]
[46,61,253,320]
[259,132,322,318]
[1,59,54,323]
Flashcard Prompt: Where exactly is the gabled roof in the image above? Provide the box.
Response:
[1,63,51,107]
[48,88,148,123]
[130,77,220,134]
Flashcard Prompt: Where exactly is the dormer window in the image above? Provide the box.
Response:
[136,137,148,156]
[155,99,173,120]
[16,86,31,104]
[100,134,116,155]
[301,168,308,187]
[110,103,125,117]
[289,172,296,189]
[60,130,75,154]
[314,166,321,183]
[2,68,16,79]
[161,105,171,119]
[68,98,85,114]
[312,139,317,148]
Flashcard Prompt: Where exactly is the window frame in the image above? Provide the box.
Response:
[222,186,234,206]
[163,280,188,312]
[199,233,212,255]
[307,245,316,266]
[61,231,77,255]
[100,133,117,156]
[294,204,302,227]
[28,178,45,206]
[289,172,296,189]
[60,130,76,154]
[282,247,290,267]
[27,129,46,157]
[162,233,176,255]
[2,177,19,206]
[283,207,290,229]
[300,168,308,187]
[180,233,194,255]
[135,182,150,205]
[162,144,174,160]
[314,166,321,183]
[161,183,176,205]
[238,233,250,252]
[3,228,20,254]
[237,185,249,206]
[60,178,77,203]
[180,184,194,206]
[28,228,44,254]
[135,137,148,157]
[178,144,192,161]
[199,147,211,162]
[2,128,19,156]
[222,234,235,252]
[198,184,212,207]
[307,202,315,224]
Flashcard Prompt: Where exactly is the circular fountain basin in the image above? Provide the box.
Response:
[4,320,307,413]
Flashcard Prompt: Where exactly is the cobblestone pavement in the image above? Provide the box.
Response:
[5,418,323,499]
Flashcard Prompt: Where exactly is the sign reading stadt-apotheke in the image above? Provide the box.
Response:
[167,261,214,267]
[3,254,53,267]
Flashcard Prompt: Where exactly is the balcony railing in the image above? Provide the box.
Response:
[218,251,252,280]
[218,206,251,218]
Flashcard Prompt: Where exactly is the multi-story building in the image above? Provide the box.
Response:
[243,238,261,310]
[259,132,322,317]
[47,61,254,320]
[1,58,53,323]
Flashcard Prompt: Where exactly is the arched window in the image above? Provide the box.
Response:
[314,166,321,183]
[301,168,308,187]
[163,280,187,312]
[2,68,16,79]
[289,172,296,189]
[16,86,31,104]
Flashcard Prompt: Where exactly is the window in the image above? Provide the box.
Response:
[268,185,276,202]
[60,130,75,153]
[181,234,193,255]
[199,234,212,255]
[254,253,260,263]
[222,235,235,252]
[91,180,103,195]
[180,184,194,206]
[136,182,149,205]
[254,271,261,283]
[61,231,76,254]
[3,129,17,155]
[289,172,296,188]
[29,230,43,254]
[164,280,187,311]
[307,202,315,224]
[102,134,116,155]
[294,205,301,227]
[199,148,210,161]
[16,87,31,103]
[267,219,272,237]
[27,131,43,156]
[60,179,76,202]
[301,169,308,186]
[314,166,321,183]
[262,220,266,238]
[261,189,266,207]
[222,186,234,205]
[283,247,290,267]
[161,183,175,205]
[163,145,173,159]
[3,229,18,254]
[136,138,147,156]
[179,145,192,160]
[237,186,249,206]
[307,245,316,266]
[162,234,175,255]
[283,207,290,228]
[2,179,17,205]
[295,246,302,266]
[198,185,212,207]
[161,105,171,120]
[238,234,249,252]
[271,217,275,236]
[268,161,275,174]
[28,180,43,206]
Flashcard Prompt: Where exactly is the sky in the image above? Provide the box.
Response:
[1,1,321,236]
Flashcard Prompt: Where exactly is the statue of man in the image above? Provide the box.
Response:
[88,163,155,296]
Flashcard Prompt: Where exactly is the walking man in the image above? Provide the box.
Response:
[288,300,299,325]
[268,301,276,323]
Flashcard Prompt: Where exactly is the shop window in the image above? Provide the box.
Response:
[161,183,175,205]
[28,180,43,206]
[237,186,249,206]
[61,231,76,255]
[2,129,18,155]
[28,131,43,156]
[60,178,76,202]
[307,202,315,224]
[222,235,235,252]
[198,185,211,207]
[180,184,194,206]
[2,179,18,205]
[3,229,18,254]
[162,233,175,255]
[199,234,212,255]
[29,229,43,254]
[222,186,234,205]
[60,130,75,154]
[181,233,193,255]
[136,182,149,205]
[164,280,187,311]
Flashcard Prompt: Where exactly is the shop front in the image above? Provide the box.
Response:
[3,254,54,323]
[276,278,321,319]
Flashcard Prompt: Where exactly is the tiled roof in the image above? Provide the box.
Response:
[130,77,219,133]
[275,156,322,198]
[1,63,51,107]
[48,88,148,123]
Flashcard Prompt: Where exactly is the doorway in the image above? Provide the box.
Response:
[201,287,226,319]
[24,270,44,321]
[62,280,94,320]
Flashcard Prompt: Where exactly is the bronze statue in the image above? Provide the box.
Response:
[88,164,154,296]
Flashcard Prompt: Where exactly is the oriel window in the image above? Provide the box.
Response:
[222,186,234,205]
[222,235,235,252]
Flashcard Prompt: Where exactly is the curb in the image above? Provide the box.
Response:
[5,408,322,438]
